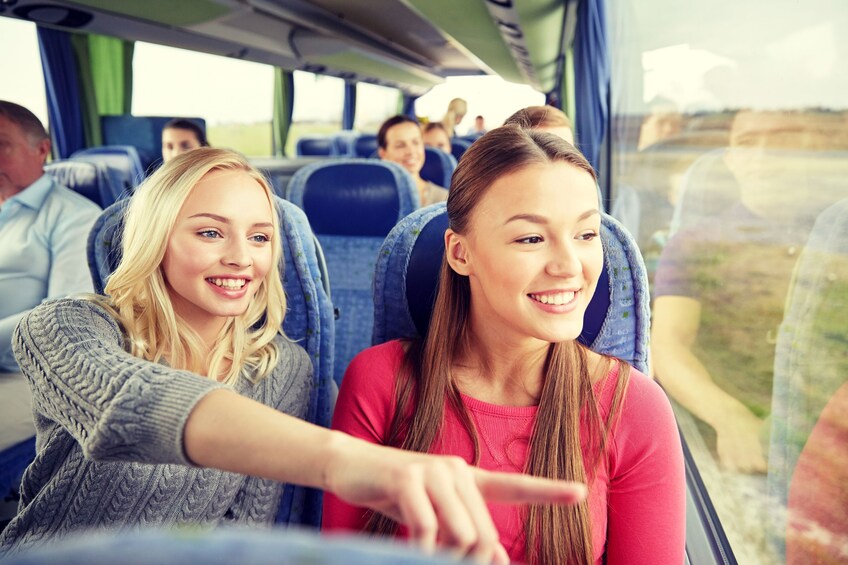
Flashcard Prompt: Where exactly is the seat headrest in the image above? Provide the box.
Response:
[353,134,379,158]
[373,205,650,371]
[296,137,334,157]
[420,147,456,188]
[288,159,419,237]
[44,160,116,208]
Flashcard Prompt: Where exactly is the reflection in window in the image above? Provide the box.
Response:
[608,0,848,562]
[354,82,398,133]
[0,18,49,129]
[132,42,274,157]
[287,71,344,156]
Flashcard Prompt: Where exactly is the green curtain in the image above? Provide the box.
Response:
[69,34,102,148]
[68,33,134,148]
[88,34,134,115]
[273,69,295,156]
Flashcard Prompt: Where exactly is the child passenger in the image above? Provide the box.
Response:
[0,148,586,561]
[323,127,685,564]
[161,118,209,163]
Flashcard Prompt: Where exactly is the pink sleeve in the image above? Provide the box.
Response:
[321,340,405,533]
[604,370,686,565]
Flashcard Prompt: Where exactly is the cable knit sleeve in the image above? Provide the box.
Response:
[12,298,226,466]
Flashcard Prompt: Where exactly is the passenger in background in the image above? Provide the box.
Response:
[1,147,586,561]
[377,115,448,207]
[504,105,574,145]
[468,115,487,136]
[161,118,209,163]
[0,101,101,372]
[422,122,451,154]
[652,110,845,475]
[440,97,467,138]
[325,126,685,565]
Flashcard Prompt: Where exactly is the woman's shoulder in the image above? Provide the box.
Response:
[23,296,122,339]
[339,340,407,395]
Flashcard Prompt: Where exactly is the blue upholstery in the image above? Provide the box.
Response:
[451,138,472,162]
[352,134,379,158]
[372,204,650,373]
[331,131,358,157]
[86,196,334,527]
[44,160,119,208]
[420,146,456,189]
[768,198,848,517]
[70,145,145,194]
[0,437,36,502]
[296,136,334,157]
[288,159,419,385]
[2,528,462,565]
[101,115,206,173]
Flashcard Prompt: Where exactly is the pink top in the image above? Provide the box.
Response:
[323,340,685,565]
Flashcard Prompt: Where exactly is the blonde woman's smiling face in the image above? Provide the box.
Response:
[161,169,274,340]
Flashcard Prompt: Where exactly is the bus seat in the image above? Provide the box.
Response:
[668,148,739,236]
[352,134,378,158]
[101,115,206,173]
[44,160,120,208]
[768,198,848,519]
[451,138,472,162]
[71,145,145,193]
[287,159,418,385]
[372,204,651,373]
[330,131,358,157]
[296,136,334,157]
[86,196,334,527]
[420,146,457,189]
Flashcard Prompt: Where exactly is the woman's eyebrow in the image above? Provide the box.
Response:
[188,213,273,230]
[503,209,599,226]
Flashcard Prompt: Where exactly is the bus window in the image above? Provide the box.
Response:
[132,42,274,157]
[608,0,848,562]
[0,18,49,129]
[354,82,399,133]
[287,71,344,156]
[415,76,543,136]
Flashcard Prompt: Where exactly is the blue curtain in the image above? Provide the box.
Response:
[401,94,417,119]
[342,82,356,130]
[37,27,86,159]
[573,0,610,173]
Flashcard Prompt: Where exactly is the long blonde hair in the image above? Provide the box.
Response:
[441,97,468,137]
[367,127,630,565]
[100,147,286,385]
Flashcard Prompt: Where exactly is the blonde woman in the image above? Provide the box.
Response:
[1,148,586,562]
[324,128,685,564]
[441,98,468,138]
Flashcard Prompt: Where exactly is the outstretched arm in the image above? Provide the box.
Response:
[187,386,585,564]
[652,295,766,473]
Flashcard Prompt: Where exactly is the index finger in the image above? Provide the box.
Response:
[473,469,587,505]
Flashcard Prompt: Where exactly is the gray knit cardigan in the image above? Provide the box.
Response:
[0,298,312,556]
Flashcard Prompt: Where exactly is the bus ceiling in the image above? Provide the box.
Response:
[2,0,575,96]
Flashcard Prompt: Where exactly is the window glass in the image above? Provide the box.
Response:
[0,18,49,129]
[416,76,544,136]
[608,0,848,563]
[287,71,344,156]
[133,42,274,157]
[354,82,399,132]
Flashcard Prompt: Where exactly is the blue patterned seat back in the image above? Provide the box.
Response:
[768,198,848,519]
[288,159,419,385]
[296,136,334,157]
[71,145,145,194]
[451,138,472,162]
[420,146,456,189]
[86,196,334,527]
[353,134,379,158]
[44,160,119,208]
[372,204,650,373]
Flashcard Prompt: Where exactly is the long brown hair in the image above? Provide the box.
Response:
[366,126,630,565]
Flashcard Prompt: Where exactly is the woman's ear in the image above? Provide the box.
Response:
[445,229,472,276]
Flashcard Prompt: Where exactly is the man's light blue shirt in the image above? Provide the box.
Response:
[0,173,102,371]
